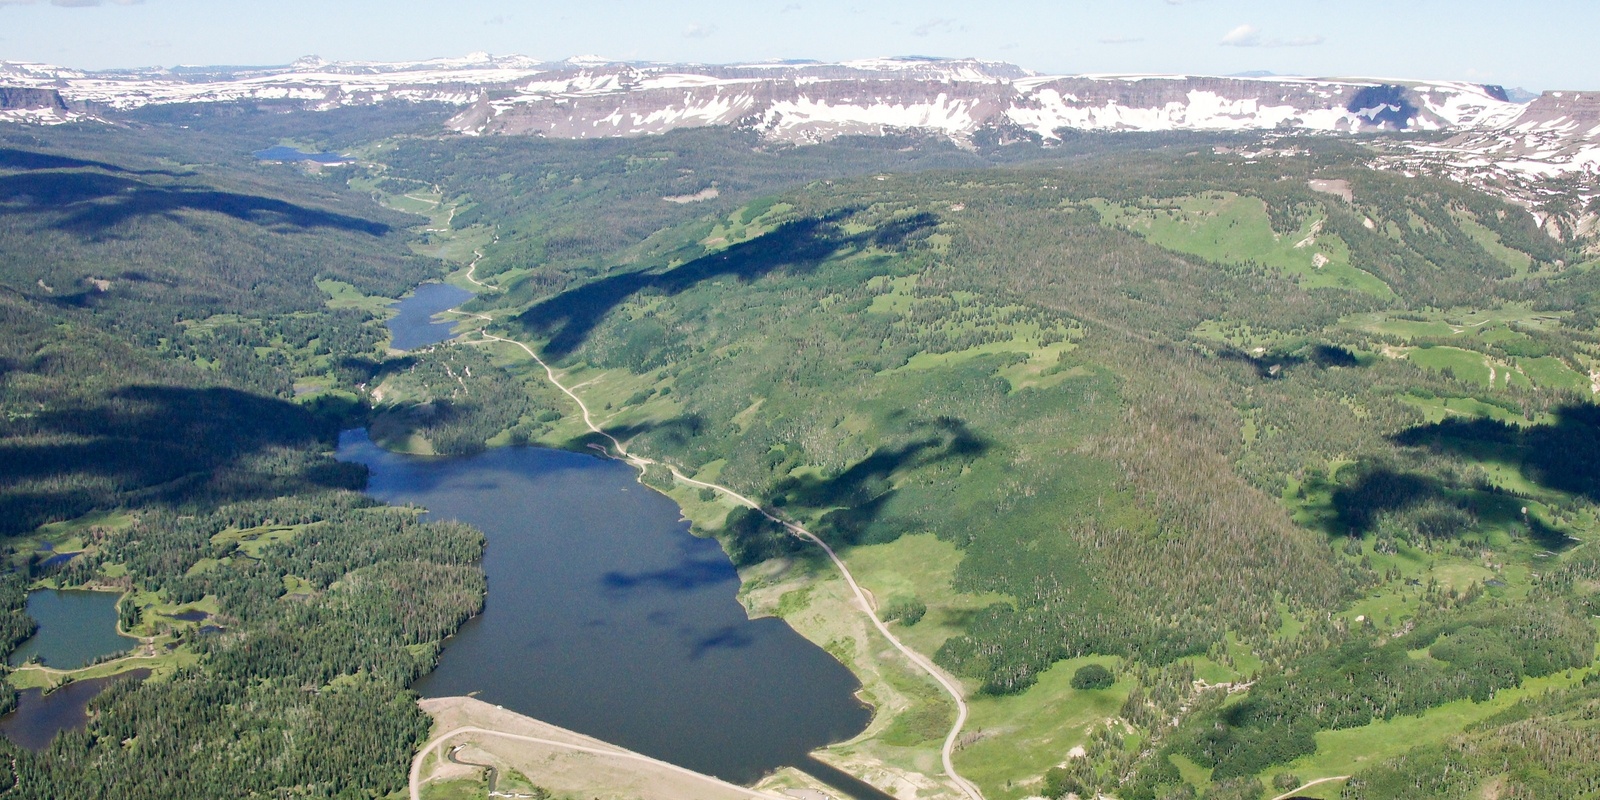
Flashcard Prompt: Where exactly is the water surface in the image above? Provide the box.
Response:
[338,430,871,784]
[8,591,134,669]
[386,283,475,351]
[38,552,79,569]
[253,145,349,164]
[0,670,151,752]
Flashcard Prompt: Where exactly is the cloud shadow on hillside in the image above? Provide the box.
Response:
[516,210,937,359]
[0,169,389,236]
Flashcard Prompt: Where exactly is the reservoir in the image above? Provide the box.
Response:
[338,430,872,784]
[7,590,134,669]
[386,282,475,351]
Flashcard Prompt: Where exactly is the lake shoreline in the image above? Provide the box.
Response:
[339,429,872,785]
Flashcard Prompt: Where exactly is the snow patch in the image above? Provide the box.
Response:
[663,187,720,203]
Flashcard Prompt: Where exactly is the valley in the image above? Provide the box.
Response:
[1,51,1598,800]
[345,124,1598,799]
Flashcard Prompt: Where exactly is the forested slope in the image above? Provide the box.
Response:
[4,110,1599,800]
[389,131,1600,799]
[0,119,485,797]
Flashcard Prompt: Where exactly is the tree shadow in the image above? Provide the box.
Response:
[517,209,936,359]
[0,170,389,236]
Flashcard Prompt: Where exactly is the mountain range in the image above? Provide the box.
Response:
[3,53,1596,236]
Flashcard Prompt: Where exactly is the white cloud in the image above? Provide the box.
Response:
[1221,23,1322,48]
[682,22,718,39]
[913,17,956,37]
[1220,24,1261,47]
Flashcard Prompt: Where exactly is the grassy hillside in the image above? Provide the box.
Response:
[391,136,1600,799]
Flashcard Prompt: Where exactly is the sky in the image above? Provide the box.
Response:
[1,0,1594,91]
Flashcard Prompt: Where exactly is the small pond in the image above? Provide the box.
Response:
[8,590,135,669]
[0,669,151,752]
[38,552,80,570]
[386,283,476,351]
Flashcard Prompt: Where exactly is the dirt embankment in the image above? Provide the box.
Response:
[414,696,789,800]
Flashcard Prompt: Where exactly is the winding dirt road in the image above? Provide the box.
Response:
[438,310,984,800]
[462,243,498,289]
[1269,775,1350,800]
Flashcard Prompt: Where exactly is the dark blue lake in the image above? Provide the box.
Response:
[253,145,349,164]
[7,590,134,669]
[386,283,475,351]
[337,430,871,784]
[0,669,151,752]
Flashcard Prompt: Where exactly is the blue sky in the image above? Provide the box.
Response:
[1,0,1593,91]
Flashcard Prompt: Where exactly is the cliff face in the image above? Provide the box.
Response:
[448,67,1521,142]
[0,56,1523,141]
[0,87,68,111]
[1382,89,1600,234]
[0,86,80,124]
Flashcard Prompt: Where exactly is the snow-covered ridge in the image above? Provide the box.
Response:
[4,54,1596,226]
[1381,90,1600,236]
[0,55,1031,112]
[441,65,1532,146]
[0,54,1520,138]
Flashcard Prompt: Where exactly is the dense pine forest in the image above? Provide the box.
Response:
[2,104,1598,800]
[0,116,483,797]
